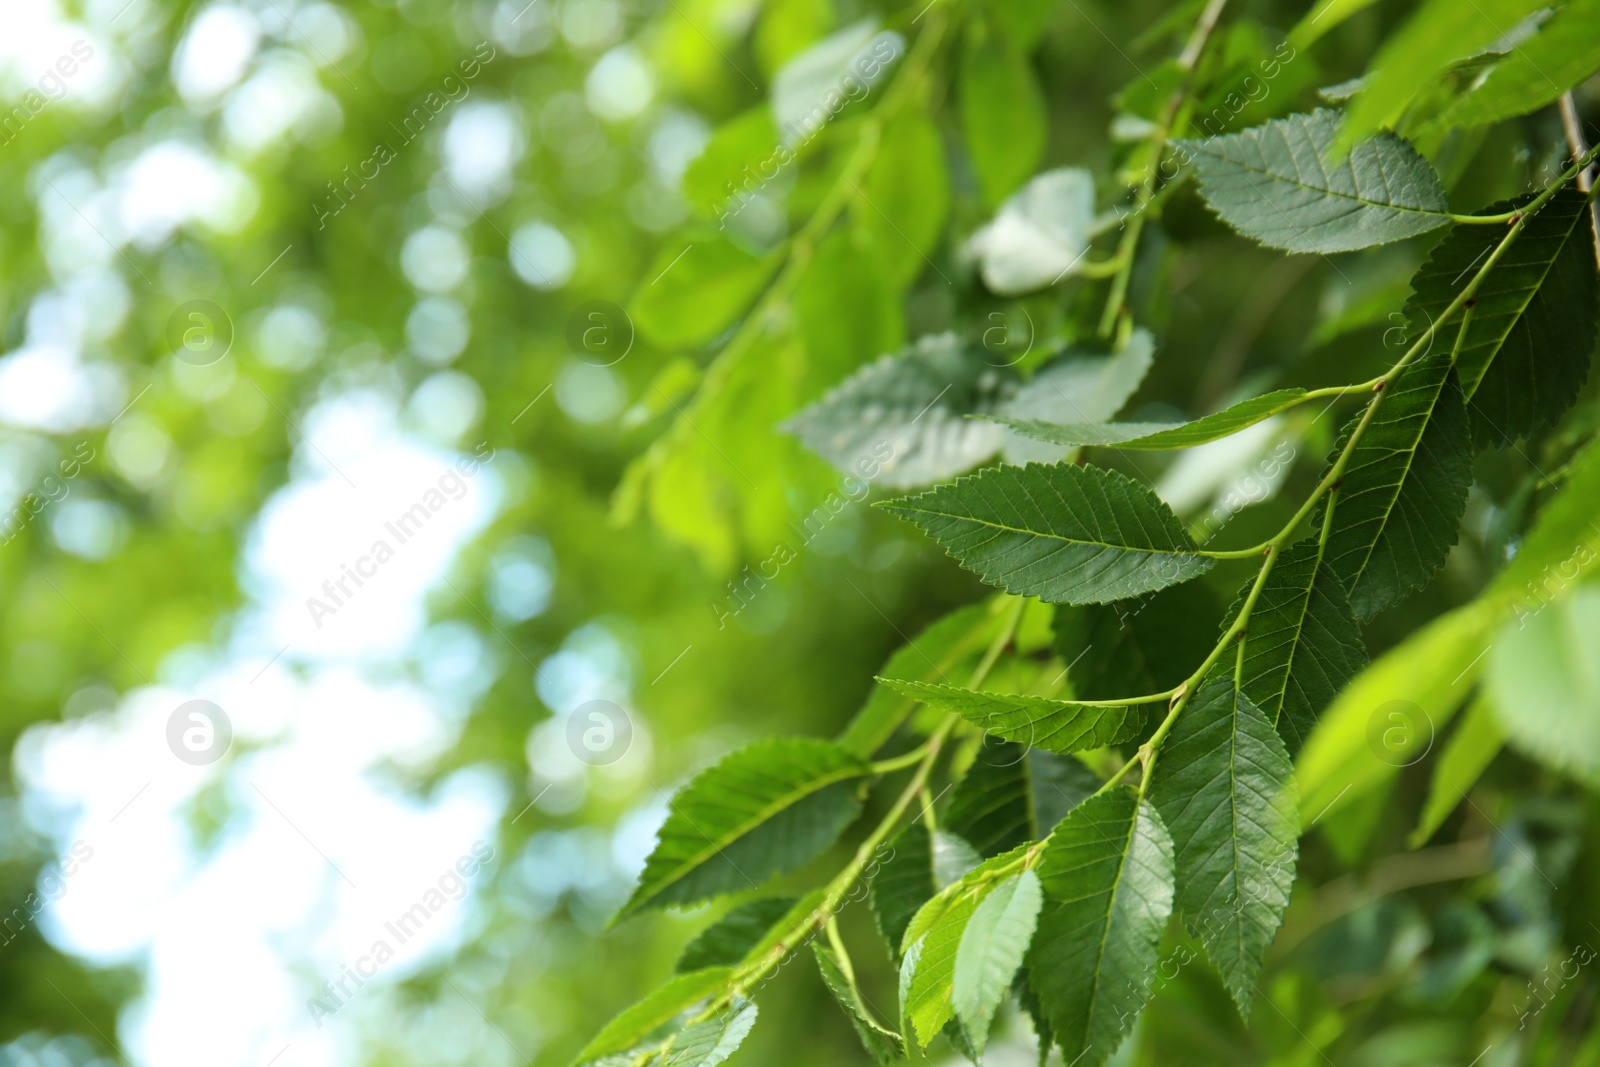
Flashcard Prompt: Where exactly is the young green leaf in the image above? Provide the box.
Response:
[1486,586,1600,790]
[1317,350,1473,620]
[966,168,1098,295]
[900,847,1030,1046]
[782,333,1016,490]
[1403,190,1599,448]
[617,739,871,920]
[813,944,906,1064]
[858,109,950,286]
[1410,697,1504,848]
[1224,538,1368,754]
[630,234,783,348]
[961,18,1046,208]
[1339,0,1556,147]
[946,741,1100,857]
[676,897,800,972]
[1148,678,1298,1019]
[1178,110,1450,254]
[661,1000,759,1067]
[878,679,1146,754]
[879,462,1214,604]
[995,387,1311,450]
[951,869,1044,1053]
[575,967,734,1063]
[1030,791,1175,1067]
[1434,0,1600,129]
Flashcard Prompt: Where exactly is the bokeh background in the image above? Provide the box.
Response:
[1,1,1597,1067]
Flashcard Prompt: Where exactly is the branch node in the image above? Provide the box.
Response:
[1372,379,1386,393]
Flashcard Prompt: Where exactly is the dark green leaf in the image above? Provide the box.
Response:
[1054,580,1224,704]
[879,463,1214,604]
[1179,110,1450,254]
[879,679,1146,754]
[676,898,799,973]
[1030,791,1175,1067]
[961,19,1046,208]
[873,823,936,958]
[1225,538,1368,754]
[1148,678,1298,1019]
[951,869,1043,1053]
[1317,350,1473,620]
[813,944,906,1064]
[995,387,1310,450]
[618,739,871,920]
[1403,189,1599,448]
[946,741,1099,856]
[576,967,733,1063]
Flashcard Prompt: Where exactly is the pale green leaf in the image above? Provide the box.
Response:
[576,967,733,1063]
[1179,110,1450,254]
[1403,190,1599,448]
[681,108,782,217]
[998,331,1156,466]
[961,19,1047,207]
[1487,586,1600,789]
[1225,537,1368,754]
[676,898,798,973]
[783,334,1016,491]
[1318,350,1473,620]
[661,1001,758,1067]
[1030,791,1175,1067]
[994,387,1310,451]
[879,462,1214,604]
[1410,697,1504,848]
[878,679,1146,754]
[630,235,782,348]
[1437,0,1600,128]
[1148,678,1298,1019]
[771,21,901,144]
[1340,0,1553,147]
[966,168,1097,295]
[618,739,870,920]
[951,869,1043,1053]
[813,944,906,1064]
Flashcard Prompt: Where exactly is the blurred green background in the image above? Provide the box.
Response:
[0,1,1598,1066]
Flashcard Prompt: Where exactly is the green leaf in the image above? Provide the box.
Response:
[1340,0,1555,147]
[967,168,1098,295]
[753,0,832,78]
[1410,696,1503,847]
[879,463,1215,604]
[1030,791,1175,1067]
[813,944,906,1064]
[676,897,799,972]
[997,332,1156,466]
[618,739,871,920]
[681,108,782,217]
[1403,190,1599,448]
[1226,538,1369,754]
[771,21,901,144]
[901,847,1030,1046]
[946,741,1100,857]
[630,235,783,348]
[873,823,937,958]
[961,19,1047,208]
[1317,350,1473,620]
[858,109,949,286]
[878,679,1146,754]
[1290,0,1382,48]
[1054,581,1224,704]
[1296,600,1495,823]
[1179,109,1451,254]
[1486,586,1600,789]
[662,1001,758,1067]
[794,226,905,389]
[1148,678,1298,1019]
[783,334,1016,490]
[995,387,1310,451]
[576,967,733,1063]
[951,869,1044,1053]
[1488,438,1600,602]
[1436,0,1600,128]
